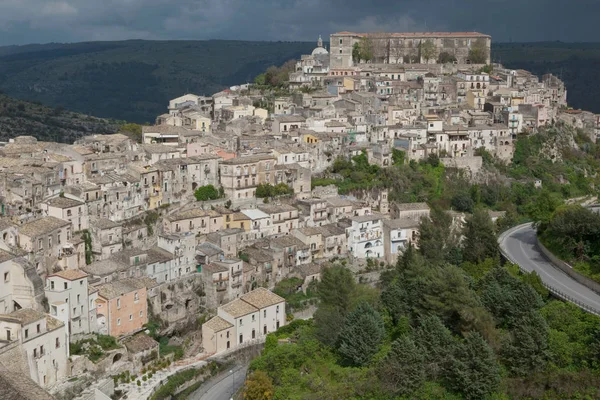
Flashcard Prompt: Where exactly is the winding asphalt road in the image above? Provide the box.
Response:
[499,223,600,314]
[190,365,247,400]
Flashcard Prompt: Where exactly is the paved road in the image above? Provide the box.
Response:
[190,365,247,400]
[499,223,600,314]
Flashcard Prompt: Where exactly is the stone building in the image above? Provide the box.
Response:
[0,309,69,389]
[330,31,491,69]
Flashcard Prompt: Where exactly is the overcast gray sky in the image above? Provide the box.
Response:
[0,0,598,46]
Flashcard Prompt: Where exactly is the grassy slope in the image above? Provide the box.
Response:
[0,40,314,123]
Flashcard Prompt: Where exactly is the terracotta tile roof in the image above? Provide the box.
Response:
[45,197,84,209]
[221,298,258,318]
[204,316,233,332]
[0,366,57,400]
[97,278,146,300]
[46,315,64,331]
[19,217,70,237]
[48,269,88,281]
[0,308,45,325]
[394,202,430,211]
[240,288,285,309]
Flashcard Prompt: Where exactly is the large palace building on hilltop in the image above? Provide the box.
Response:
[329,31,492,68]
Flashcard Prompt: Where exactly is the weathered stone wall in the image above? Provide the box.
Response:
[311,184,339,199]
[440,156,483,175]
[149,273,207,336]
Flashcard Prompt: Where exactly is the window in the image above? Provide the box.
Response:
[24,329,28,339]
[134,292,139,302]
[117,298,121,309]
[339,38,342,44]
[73,308,76,315]
[239,334,243,344]
[139,310,143,317]
[33,348,37,357]
[36,324,40,333]
[38,239,43,249]
[77,294,80,304]
[64,282,67,290]
[263,310,266,318]
[55,337,60,349]
[40,345,44,355]
[239,318,243,326]
[80,280,83,286]
[252,329,256,339]
[276,305,280,314]
[3,272,9,283]
[117,318,121,326]
[252,314,255,322]
[129,314,133,321]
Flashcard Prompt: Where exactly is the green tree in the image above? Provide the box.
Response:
[254,73,266,86]
[392,148,405,166]
[314,265,357,346]
[243,370,274,400]
[194,184,220,201]
[479,266,544,328]
[358,37,374,62]
[468,39,489,64]
[462,209,499,263]
[338,302,385,366]
[120,123,143,142]
[526,189,563,226]
[421,39,437,63]
[418,208,460,265]
[378,336,426,396]
[352,43,361,63]
[414,315,457,379]
[451,192,474,212]
[446,332,501,400]
[438,51,457,64]
[501,311,550,376]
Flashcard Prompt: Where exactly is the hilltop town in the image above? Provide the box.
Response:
[0,31,599,399]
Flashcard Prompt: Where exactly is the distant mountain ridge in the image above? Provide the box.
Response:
[0,40,599,125]
[0,40,314,123]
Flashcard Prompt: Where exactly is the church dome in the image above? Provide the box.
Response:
[311,34,328,56]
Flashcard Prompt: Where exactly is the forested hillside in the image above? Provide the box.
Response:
[0,92,120,143]
[0,40,313,123]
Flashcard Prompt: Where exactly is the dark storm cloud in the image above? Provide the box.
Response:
[0,0,598,46]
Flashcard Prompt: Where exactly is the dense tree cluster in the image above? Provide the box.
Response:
[255,183,294,198]
[193,185,222,201]
[253,60,296,88]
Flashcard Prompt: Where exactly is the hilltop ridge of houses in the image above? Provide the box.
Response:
[0,31,598,399]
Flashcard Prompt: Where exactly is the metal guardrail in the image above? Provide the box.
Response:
[498,224,600,316]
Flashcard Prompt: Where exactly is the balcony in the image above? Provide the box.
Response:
[213,277,229,283]
[232,281,242,289]
[232,270,242,277]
